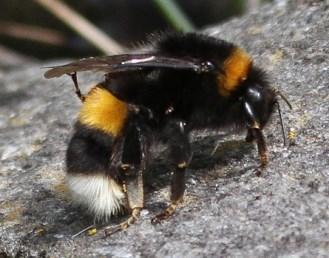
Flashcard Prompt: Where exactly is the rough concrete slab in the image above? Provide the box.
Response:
[1,1,329,257]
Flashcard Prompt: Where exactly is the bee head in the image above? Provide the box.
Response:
[243,84,276,129]
[242,81,292,145]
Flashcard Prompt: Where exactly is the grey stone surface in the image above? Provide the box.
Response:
[1,1,329,257]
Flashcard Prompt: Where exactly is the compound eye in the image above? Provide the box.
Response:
[246,87,262,102]
[201,61,216,72]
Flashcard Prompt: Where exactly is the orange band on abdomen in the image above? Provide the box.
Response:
[79,86,128,137]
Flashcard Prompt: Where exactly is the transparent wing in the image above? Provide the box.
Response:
[44,53,214,79]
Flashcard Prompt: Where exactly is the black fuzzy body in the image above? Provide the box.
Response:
[66,32,276,177]
[60,32,277,223]
[106,32,272,134]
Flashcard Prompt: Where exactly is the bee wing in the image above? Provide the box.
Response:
[44,53,214,79]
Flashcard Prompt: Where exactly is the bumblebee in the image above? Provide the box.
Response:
[44,32,291,235]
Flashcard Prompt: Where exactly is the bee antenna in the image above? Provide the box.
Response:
[275,100,288,146]
[274,89,292,110]
[272,89,292,146]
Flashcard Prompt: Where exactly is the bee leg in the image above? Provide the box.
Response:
[248,128,268,169]
[105,163,146,236]
[243,101,268,169]
[253,128,268,168]
[104,206,142,236]
[104,120,150,236]
[104,165,144,236]
[67,72,85,102]
[151,165,187,224]
[151,120,191,224]
[245,128,255,142]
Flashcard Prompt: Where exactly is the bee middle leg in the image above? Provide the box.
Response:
[151,120,191,224]
[104,119,150,236]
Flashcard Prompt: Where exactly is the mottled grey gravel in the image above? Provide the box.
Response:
[1,1,329,257]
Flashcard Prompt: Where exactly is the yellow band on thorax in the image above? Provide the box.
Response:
[217,47,252,96]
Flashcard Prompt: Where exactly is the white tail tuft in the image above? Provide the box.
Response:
[66,174,125,221]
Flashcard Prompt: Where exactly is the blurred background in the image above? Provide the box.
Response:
[0,0,272,65]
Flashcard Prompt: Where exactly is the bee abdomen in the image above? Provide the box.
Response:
[66,174,125,220]
[65,85,129,219]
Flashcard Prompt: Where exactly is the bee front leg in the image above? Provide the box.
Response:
[247,127,268,170]
[253,128,268,168]
[151,120,191,224]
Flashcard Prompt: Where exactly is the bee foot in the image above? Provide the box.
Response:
[104,208,140,236]
[151,203,178,225]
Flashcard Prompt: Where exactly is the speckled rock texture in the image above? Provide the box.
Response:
[1,1,328,257]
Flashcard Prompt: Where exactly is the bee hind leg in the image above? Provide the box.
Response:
[104,119,150,236]
[104,164,144,236]
[104,207,141,236]
[67,72,85,102]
